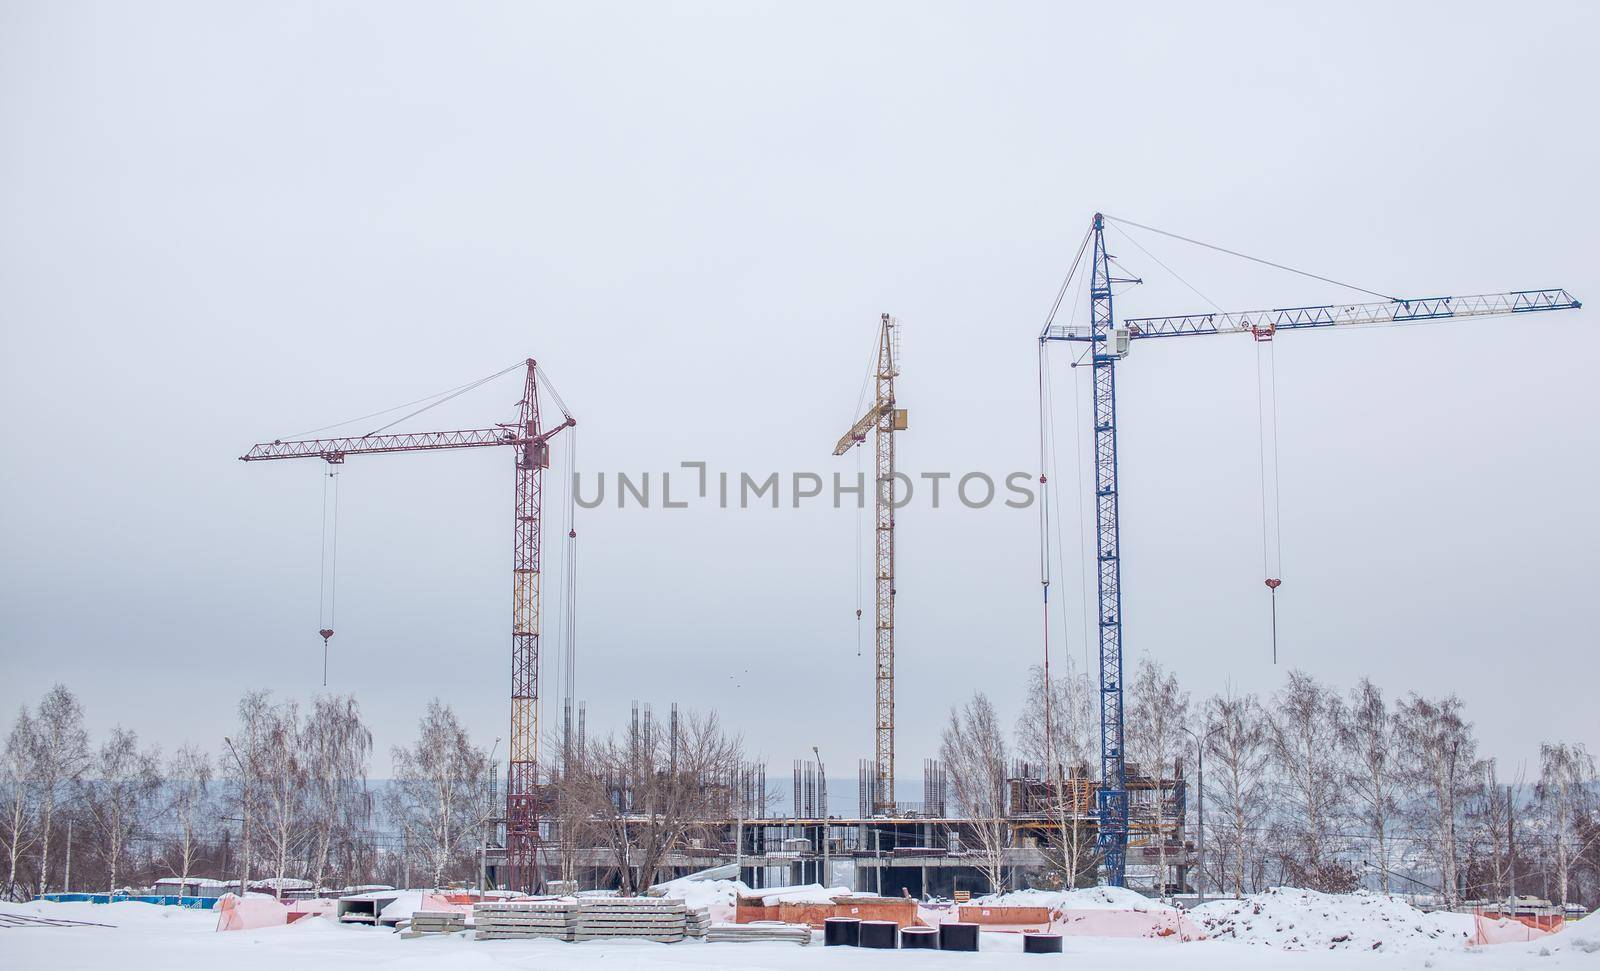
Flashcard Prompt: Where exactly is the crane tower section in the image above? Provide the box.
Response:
[834,313,906,815]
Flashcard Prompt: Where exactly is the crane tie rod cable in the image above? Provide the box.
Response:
[284,359,526,440]
[1044,226,1095,328]
[365,360,526,437]
[1103,215,1397,302]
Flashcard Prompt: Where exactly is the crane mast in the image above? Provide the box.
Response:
[834,313,905,815]
[242,358,574,893]
[1086,215,1130,884]
[507,364,548,891]
[1042,213,1580,887]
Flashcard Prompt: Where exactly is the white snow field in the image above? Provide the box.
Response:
[2,898,1597,971]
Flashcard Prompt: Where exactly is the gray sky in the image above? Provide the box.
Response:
[2,1,1596,781]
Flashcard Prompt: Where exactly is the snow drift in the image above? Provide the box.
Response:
[1191,887,1473,952]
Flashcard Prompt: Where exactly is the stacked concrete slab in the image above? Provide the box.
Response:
[685,906,712,939]
[402,911,466,939]
[575,897,688,943]
[706,921,813,945]
[474,900,579,941]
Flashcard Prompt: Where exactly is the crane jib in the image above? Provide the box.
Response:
[1043,288,1578,343]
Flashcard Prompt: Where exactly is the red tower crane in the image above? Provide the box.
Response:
[240,358,574,893]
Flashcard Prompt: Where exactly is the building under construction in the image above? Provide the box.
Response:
[482,748,1191,898]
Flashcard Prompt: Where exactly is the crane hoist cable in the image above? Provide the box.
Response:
[316,466,340,686]
[1255,335,1285,663]
[561,428,580,739]
[854,441,864,658]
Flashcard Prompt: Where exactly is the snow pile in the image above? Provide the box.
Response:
[975,886,1178,912]
[649,876,750,911]
[1547,910,1600,953]
[754,884,852,906]
[1190,887,1473,953]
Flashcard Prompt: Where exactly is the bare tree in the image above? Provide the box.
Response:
[546,723,593,889]
[32,685,89,895]
[1127,657,1190,896]
[1465,759,1523,903]
[1016,663,1096,886]
[941,692,1010,893]
[162,744,212,896]
[224,690,276,893]
[256,701,308,895]
[80,727,162,894]
[1204,688,1269,897]
[1536,742,1598,911]
[1264,670,1351,891]
[387,699,490,888]
[568,709,744,895]
[304,695,371,889]
[1395,692,1481,909]
[1338,678,1398,893]
[2,707,39,901]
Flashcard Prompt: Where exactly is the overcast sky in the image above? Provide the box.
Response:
[2,1,1595,783]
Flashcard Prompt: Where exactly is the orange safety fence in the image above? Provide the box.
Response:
[1471,914,1560,946]
[214,893,289,932]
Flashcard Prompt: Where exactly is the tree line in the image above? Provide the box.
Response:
[1,686,497,901]
[5,670,1594,910]
[943,658,1599,909]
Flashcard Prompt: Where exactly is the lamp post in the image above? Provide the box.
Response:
[222,736,249,897]
[1180,724,1221,903]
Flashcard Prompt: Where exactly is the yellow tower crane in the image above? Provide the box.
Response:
[833,314,907,816]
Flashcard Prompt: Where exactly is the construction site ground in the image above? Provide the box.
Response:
[2,900,1595,971]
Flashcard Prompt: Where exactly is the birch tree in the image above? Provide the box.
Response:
[1395,693,1481,909]
[257,701,308,895]
[1204,688,1269,897]
[32,685,89,895]
[1015,663,1097,886]
[1536,742,1597,911]
[2,707,38,901]
[387,700,490,888]
[1265,670,1351,891]
[941,692,1010,893]
[163,744,212,896]
[304,695,371,889]
[1337,678,1398,892]
[81,727,162,894]
[1466,760,1522,902]
[1127,656,1189,895]
[224,690,276,892]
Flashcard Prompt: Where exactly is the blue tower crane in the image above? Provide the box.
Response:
[1041,213,1581,887]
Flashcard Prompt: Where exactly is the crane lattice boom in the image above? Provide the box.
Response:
[1045,288,1579,343]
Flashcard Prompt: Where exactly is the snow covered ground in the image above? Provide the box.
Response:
[2,898,1595,970]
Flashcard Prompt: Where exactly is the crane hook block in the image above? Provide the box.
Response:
[318,628,335,643]
[1264,578,1281,590]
